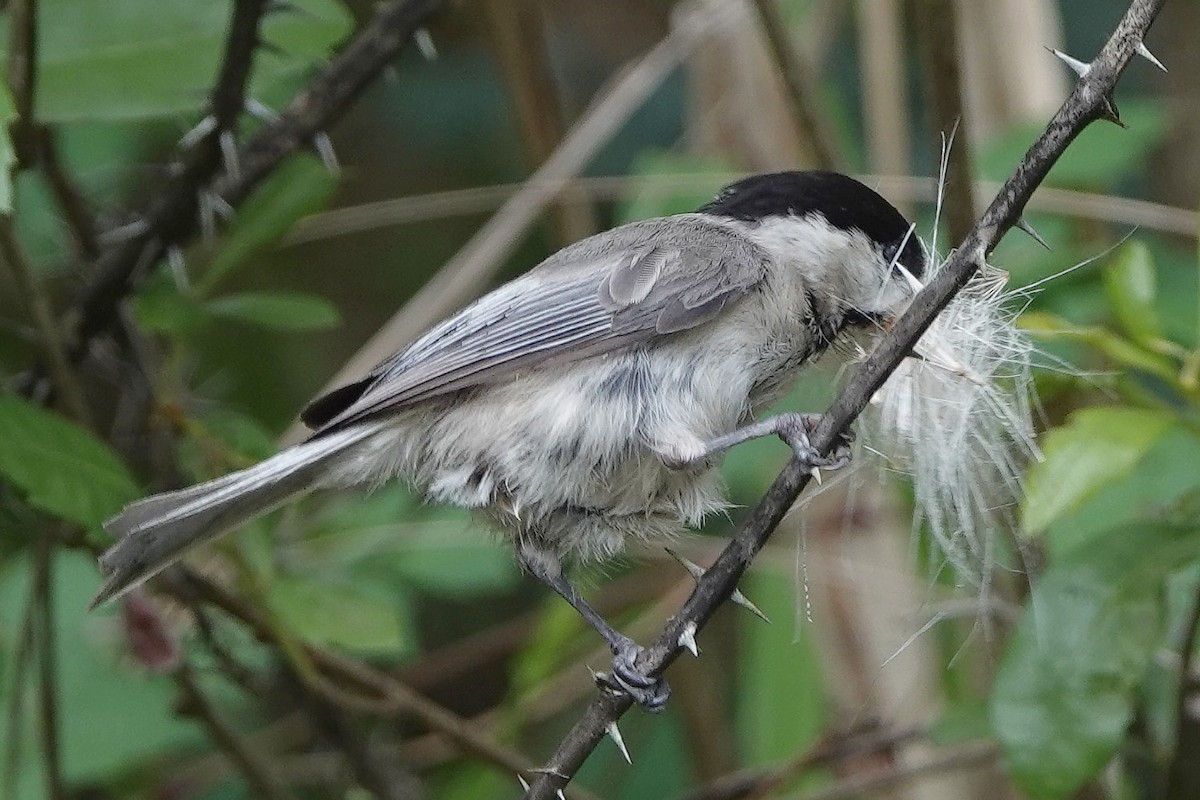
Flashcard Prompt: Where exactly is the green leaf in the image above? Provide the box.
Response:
[1042,430,1200,559]
[201,154,338,292]
[0,395,138,528]
[299,491,519,599]
[0,551,198,797]
[1020,312,1177,381]
[992,523,1200,799]
[206,291,340,330]
[1103,241,1161,347]
[737,570,825,766]
[269,577,414,655]
[0,0,351,122]
[201,407,279,461]
[385,521,520,598]
[1022,407,1172,536]
[132,281,209,335]
[979,100,1166,189]
[259,0,354,62]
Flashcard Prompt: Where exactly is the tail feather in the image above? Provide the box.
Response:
[92,426,375,608]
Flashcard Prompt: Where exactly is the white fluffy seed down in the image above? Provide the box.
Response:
[867,263,1041,583]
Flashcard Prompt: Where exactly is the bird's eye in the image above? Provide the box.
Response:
[882,242,901,271]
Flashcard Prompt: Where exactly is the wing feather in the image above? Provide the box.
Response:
[306,216,768,433]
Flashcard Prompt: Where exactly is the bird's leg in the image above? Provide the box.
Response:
[519,552,669,711]
[661,413,853,474]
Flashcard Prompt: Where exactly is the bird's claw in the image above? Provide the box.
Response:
[777,413,853,472]
[597,639,670,712]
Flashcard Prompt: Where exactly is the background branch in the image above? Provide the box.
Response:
[177,667,294,800]
[65,0,440,370]
[525,1,1168,795]
[916,0,976,247]
[750,0,842,169]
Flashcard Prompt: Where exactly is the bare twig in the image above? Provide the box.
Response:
[288,1,743,443]
[788,740,997,800]
[916,0,976,247]
[855,0,911,214]
[173,571,609,799]
[525,2,1168,796]
[673,724,924,800]
[0,219,92,426]
[8,0,101,261]
[1,592,35,800]
[67,0,270,361]
[67,0,444,374]
[177,668,295,800]
[482,0,596,244]
[286,174,1200,245]
[208,0,440,209]
[37,129,100,261]
[286,668,422,800]
[6,0,38,163]
[751,0,842,169]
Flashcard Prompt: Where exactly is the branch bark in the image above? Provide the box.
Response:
[525,1,1169,796]
[68,0,272,361]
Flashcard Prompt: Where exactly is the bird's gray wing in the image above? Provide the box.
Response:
[303,215,769,433]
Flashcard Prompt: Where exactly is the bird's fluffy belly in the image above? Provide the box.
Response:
[327,340,756,566]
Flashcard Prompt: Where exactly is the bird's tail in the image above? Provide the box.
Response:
[92,425,376,608]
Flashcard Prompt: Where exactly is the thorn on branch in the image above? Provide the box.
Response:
[606,721,632,764]
[98,219,150,247]
[1048,47,1091,77]
[313,131,341,174]
[665,548,770,623]
[167,246,190,290]
[729,588,771,623]
[220,129,241,179]
[179,115,219,150]
[414,27,437,59]
[1015,217,1051,250]
[1135,40,1166,71]
[246,97,280,123]
[678,621,699,657]
[1101,96,1126,127]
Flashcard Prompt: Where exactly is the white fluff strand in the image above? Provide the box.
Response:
[866,260,1041,585]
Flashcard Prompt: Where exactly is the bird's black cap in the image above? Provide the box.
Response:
[700,171,925,278]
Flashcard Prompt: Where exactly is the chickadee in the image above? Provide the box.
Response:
[95,170,925,709]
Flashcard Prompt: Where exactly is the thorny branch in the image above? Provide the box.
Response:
[524,1,1169,797]
[66,0,271,364]
[175,570,603,800]
[63,0,441,374]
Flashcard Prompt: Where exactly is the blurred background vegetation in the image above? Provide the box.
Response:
[1,0,1199,798]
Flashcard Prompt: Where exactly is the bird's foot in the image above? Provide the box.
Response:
[775,413,853,472]
[597,637,670,712]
